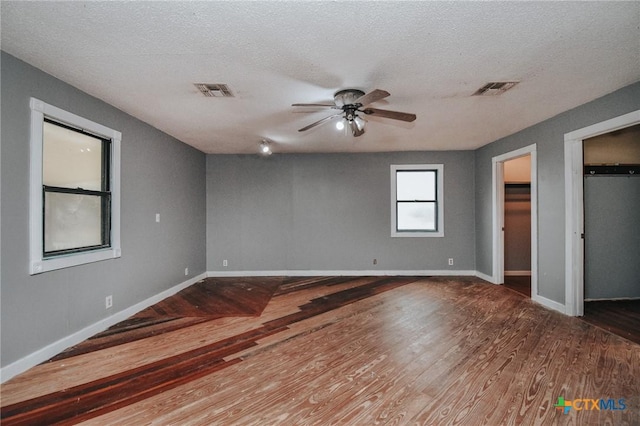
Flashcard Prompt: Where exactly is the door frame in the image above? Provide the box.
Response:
[564,109,640,316]
[491,144,538,300]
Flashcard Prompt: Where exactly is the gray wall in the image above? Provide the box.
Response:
[3,50,639,370]
[584,176,640,299]
[475,82,640,304]
[207,152,476,272]
[0,52,207,367]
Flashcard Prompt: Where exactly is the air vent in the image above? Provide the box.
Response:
[194,83,234,98]
[472,81,519,96]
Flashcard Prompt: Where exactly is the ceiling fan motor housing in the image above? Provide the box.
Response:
[334,89,365,107]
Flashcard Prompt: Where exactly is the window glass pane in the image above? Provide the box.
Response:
[44,192,103,253]
[396,171,436,201]
[43,121,103,191]
[397,202,436,231]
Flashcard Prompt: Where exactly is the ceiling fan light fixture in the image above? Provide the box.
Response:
[259,139,272,156]
[293,88,415,136]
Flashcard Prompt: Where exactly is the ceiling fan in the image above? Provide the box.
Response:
[292,89,417,137]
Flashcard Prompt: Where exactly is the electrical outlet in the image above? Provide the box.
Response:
[223,259,228,267]
[105,295,113,309]
[184,267,189,276]
[448,258,454,266]
[155,213,160,223]
[373,258,378,265]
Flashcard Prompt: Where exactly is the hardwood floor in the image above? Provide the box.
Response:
[2,276,639,425]
[582,299,640,346]
[502,275,640,347]
[503,275,531,297]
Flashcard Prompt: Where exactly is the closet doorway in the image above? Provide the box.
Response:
[564,110,640,316]
[491,144,538,302]
[503,155,532,297]
[580,124,640,344]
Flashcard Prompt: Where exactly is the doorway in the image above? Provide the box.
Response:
[580,123,640,343]
[564,110,640,316]
[491,144,538,301]
[503,155,532,297]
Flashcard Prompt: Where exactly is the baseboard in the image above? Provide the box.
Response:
[475,271,496,283]
[504,270,532,276]
[207,269,478,277]
[532,294,566,314]
[584,296,640,302]
[0,272,207,384]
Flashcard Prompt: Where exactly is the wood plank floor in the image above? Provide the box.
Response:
[502,275,640,346]
[583,299,640,346]
[1,276,639,425]
[503,275,531,297]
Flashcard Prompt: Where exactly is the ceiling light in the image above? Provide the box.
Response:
[336,120,345,130]
[259,140,272,156]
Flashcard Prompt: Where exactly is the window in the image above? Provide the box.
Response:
[30,98,121,274]
[43,120,112,255]
[391,164,444,237]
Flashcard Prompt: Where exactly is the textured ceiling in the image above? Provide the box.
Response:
[2,1,639,154]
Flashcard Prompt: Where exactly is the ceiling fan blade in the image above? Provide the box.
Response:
[362,107,416,122]
[354,89,390,106]
[298,113,342,132]
[349,119,365,137]
[292,103,338,108]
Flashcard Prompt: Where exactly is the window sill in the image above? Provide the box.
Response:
[30,248,121,275]
[391,231,444,238]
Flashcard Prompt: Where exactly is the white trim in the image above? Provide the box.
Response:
[491,145,538,301]
[29,98,122,274]
[564,110,640,316]
[532,294,566,314]
[0,273,207,384]
[505,270,532,276]
[390,164,444,237]
[208,270,478,278]
[30,98,121,138]
[209,269,514,285]
[475,270,495,283]
[564,137,585,316]
[491,157,505,285]
[564,110,640,140]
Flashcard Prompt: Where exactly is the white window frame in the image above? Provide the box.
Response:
[29,98,121,275]
[390,164,444,237]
